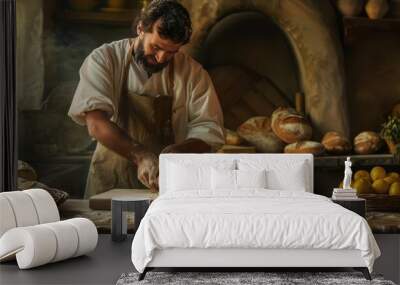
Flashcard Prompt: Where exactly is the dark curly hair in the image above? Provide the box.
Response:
[134,0,192,45]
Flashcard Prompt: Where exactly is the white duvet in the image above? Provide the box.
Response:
[131,190,380,273]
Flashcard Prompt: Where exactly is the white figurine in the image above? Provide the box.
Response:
[343,157,352,190]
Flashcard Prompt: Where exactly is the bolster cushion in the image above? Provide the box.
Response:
[0,218,98,269]
[0,189,60,237]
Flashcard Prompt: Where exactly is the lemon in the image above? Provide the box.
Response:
[353,178,371,194]
[389,182,400,196]
[354,170,371,182]
[384,176,397,185]
[370,166,386,181]
[388,172,400,181]
[372,179,390,194]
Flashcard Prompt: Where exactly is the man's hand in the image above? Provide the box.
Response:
[85,110,159,191]
[135,151,159,191]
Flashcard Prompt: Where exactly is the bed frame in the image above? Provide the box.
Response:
[137,154,372,281]
[139,248,371,280]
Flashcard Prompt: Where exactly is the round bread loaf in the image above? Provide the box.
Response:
[271,107,312,143]
[237,116,285,153]
[224,128,242,146]
[353,131,383,154]
[321,131,351,155]
[284,141,325,155]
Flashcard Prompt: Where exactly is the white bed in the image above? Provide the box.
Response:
[131,154,380,280]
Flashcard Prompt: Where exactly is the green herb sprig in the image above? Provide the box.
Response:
[380,116,400,143]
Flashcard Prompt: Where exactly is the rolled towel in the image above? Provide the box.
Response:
[0,218,98,269]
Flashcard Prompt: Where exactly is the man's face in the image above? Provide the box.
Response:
[135,20,182,74]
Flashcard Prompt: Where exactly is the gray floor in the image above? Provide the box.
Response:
[2,234,396,285]
[0,234,134,285]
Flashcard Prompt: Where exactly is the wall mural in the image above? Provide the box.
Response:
[14,0,400,233]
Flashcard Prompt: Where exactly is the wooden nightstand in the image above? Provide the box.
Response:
[331,198,366,218]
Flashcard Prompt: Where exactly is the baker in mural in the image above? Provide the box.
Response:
[68,0,225,198]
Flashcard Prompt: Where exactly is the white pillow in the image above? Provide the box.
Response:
[238,159,309,192]
[267,162,308,192]
[211,168,236,190]
[211,168,267,190]
[166,160,236,192]
[167,163,209,191]
[237,169,267,188]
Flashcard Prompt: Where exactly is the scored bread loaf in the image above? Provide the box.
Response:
[284,141,325,155]
[321,131,351,155]
[271,107,312,144]
[224,128,242,146]
[237,116,285,153]
[353,131,383,154]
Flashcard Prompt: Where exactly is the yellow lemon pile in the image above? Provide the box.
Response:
[387,172,400,196]
[367,167,399,195]
[340,167,400,195]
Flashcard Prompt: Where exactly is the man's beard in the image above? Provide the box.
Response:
[134,39,169,75]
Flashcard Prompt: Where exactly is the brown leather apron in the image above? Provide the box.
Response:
[84,39,174,198]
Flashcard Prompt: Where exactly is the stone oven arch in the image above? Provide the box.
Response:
[180,0,349,138]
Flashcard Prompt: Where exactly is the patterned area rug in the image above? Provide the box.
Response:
[116,271,395,285]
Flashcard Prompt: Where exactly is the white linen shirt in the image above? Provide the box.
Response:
[68,38,225,151]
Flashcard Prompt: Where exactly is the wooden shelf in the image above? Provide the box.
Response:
[343,16,400,44]
[63,9,139,26]
[314,153,400,168]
